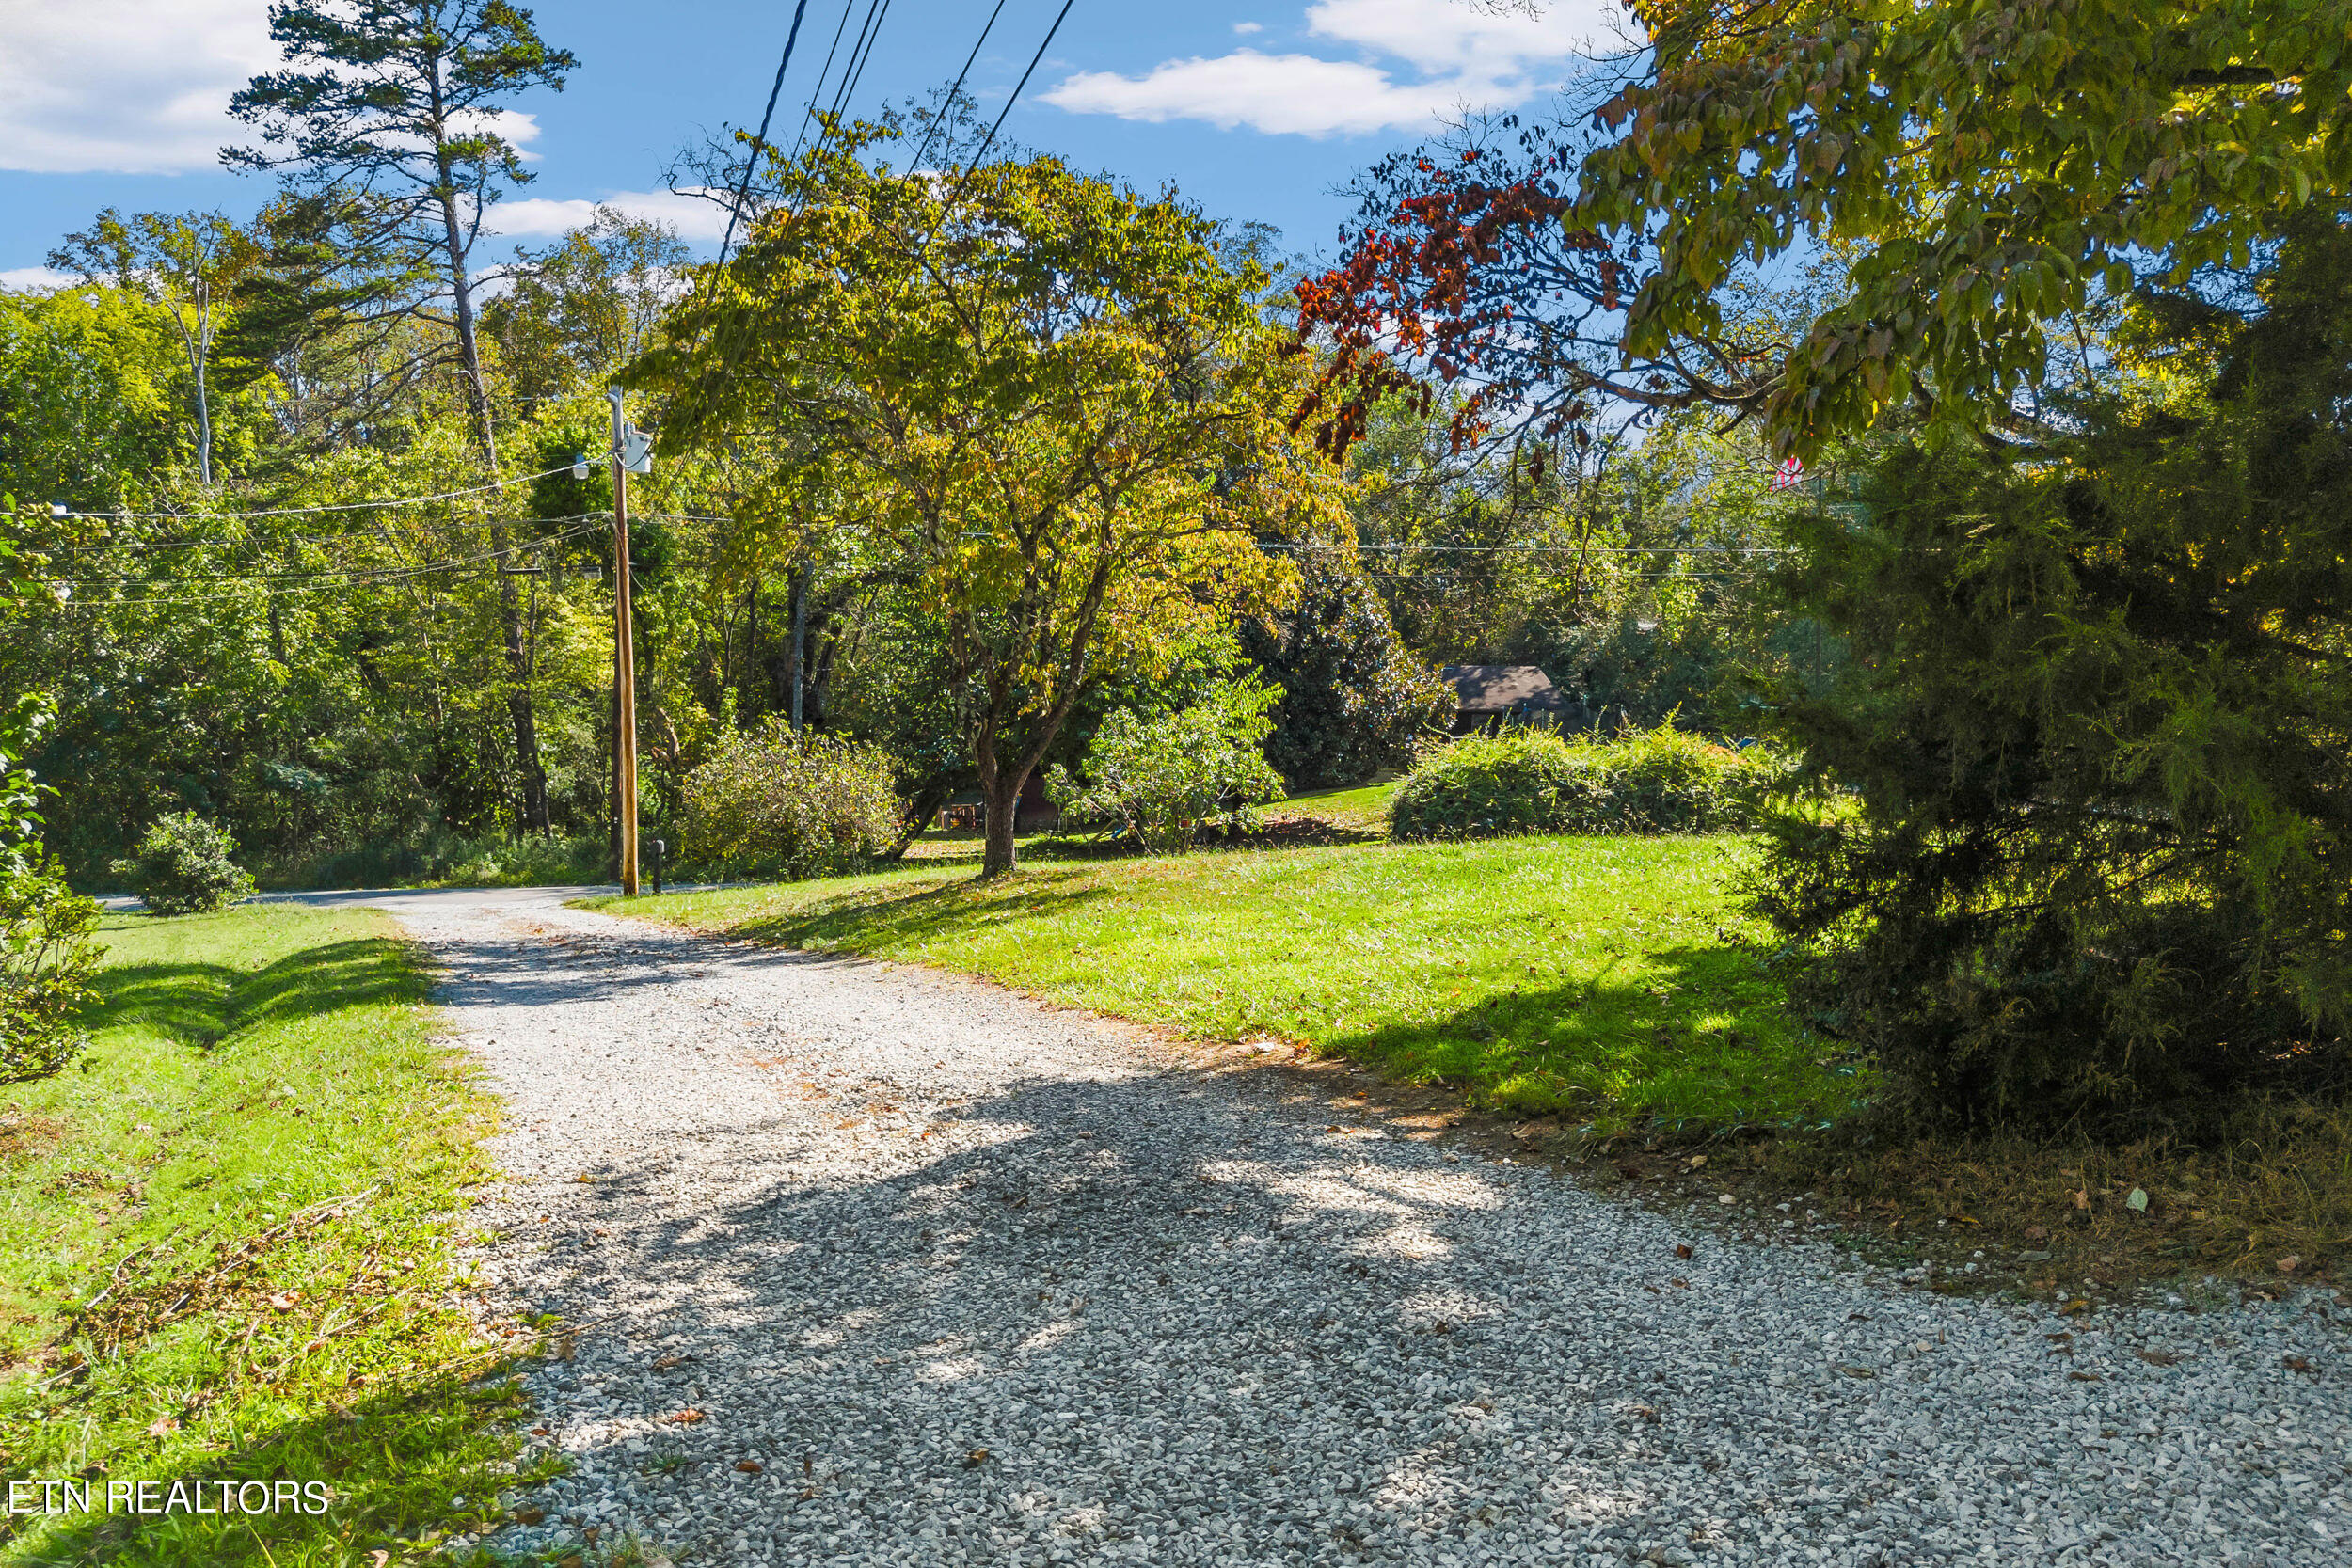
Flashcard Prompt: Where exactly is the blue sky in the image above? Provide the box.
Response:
[0,0,1620,285]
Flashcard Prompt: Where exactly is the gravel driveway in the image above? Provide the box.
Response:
[339,887,2348,1567]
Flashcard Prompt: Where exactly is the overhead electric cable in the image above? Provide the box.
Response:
[956,0,1076,182]
[784,0,868,166]
[909,0,1009,172]
[715,0,817,269]
[64,521,607,606]
[57,464,580,522]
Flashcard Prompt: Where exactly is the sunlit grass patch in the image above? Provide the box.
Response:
[0,904,549,1567]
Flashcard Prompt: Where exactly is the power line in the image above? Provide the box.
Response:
[957,0,1075,183]
[715,0,817,268]
[909,0,1009,172]
[56,464,580,523]
[58,518,612,604]
[73,509,609,554]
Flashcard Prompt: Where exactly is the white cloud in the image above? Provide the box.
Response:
[0,267,71,293]
[1044,0,1622,138]
[0,0,277,173]
[1232,20,1265,33]
[0,3,551,176]
[490,188,737,245]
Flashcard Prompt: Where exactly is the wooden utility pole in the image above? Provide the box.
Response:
[610,387,640,896]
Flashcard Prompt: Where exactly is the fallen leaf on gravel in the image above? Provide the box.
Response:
[2060,1298,2091,1316]
[1675,1243,1693,1260]
[1670,1278,1689,1289]
[575,1175,597,1184]
[660,1409,707,1425]
[962,1449,990,1468]
[2136,1350,2180,1367]
[1836,1364,1875,1379]
[2069,1371,2102,1382]
[651,1354,685,1370]
[530,1426,550,1435]
[146,1417,179,1436]
[2285,1355,2315,1374]
[514,1508,545,1525]
[735,1460,763,1474]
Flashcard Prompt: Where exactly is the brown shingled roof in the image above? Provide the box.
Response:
[1439,665,1565,713]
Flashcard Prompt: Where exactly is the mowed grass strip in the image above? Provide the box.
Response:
[600,834,1858,1135]
[0,904,550,1568]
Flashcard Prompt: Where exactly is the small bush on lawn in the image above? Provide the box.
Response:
[0,853,103,1082]
[1047,679,1288,852]
[679,724,901,879]
[1389,721,1784,840]
[111,811,255,914]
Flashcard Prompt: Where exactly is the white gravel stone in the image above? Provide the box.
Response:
[311,886,2349,1567]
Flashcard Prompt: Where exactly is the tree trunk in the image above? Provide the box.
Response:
[980,768,1024,878]
[787,562,810,730]
[437,185,549,832]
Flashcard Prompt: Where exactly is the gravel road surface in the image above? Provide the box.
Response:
[340,887,2348,1567]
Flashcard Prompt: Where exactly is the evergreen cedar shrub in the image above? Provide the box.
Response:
[677,726,900,880]
[1,854,103,1083]
[1046,680,1288,852]
[1388,722,1782,841]
[112,812,255,915]
[1238,559,1453,788]
[1748,211,2352,1135]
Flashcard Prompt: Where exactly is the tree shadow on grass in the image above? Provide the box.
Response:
[726,872,1124,957]
[88,940,429,1050]
[1321,942,1861,1135]
[0,1356,548,1567]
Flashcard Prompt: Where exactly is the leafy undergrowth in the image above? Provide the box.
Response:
[593,834,1848,1137]
[0,904,558,1567]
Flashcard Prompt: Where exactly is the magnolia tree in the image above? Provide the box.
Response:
[635,124,1346,875]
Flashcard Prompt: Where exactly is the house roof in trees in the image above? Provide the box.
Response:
[1440,665,1565,715]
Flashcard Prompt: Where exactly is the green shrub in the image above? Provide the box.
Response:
[1389,721,1783,840]
[111,812,256,915]
[1046,680,1288,852]
[0,855,103,1083]
[677,725,901,880]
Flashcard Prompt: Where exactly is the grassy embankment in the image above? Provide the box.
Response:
[0,905,558,1568]
[598,786,2349,1291]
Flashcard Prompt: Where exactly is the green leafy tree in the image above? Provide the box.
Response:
[1237,550,1450,789]
[49,210,260,486]
[487,207,691,414]
[227,0,578,832]
[1576,0,2352,450]
[635,125,1315,876]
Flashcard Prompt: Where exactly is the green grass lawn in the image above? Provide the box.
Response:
[0,904,553,1568]
[594,834,1862,1136]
